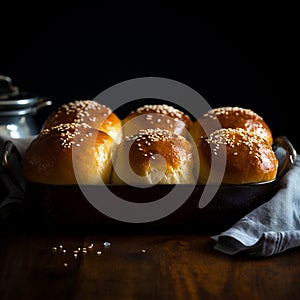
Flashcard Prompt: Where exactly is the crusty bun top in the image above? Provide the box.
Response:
[122,104,193,137]
[111,128,196,185]
[22,123,114,185]
[189,106,273,145]
[195,127,278,184]
[42,100,122,143]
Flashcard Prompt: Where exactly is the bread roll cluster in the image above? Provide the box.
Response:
[22,100,122,184]
[112,104,196,184]
[22,100,278,185]
[189,106,278,184]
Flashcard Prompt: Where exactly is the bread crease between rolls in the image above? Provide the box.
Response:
[189,106,273,145]
[122,104,193,138]
[42,99,123,144]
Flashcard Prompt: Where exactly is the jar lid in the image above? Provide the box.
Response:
[0,75,40,110]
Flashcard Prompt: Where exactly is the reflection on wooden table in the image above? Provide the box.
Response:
[0,229,299,300]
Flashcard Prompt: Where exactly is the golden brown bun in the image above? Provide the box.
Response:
[111,128,196,184]
[22,123,114,185]
[42,100,122,144]
[189,106,273,145]
[194,128,278,184]
[122,104,193,137]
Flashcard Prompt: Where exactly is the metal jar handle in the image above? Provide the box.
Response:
[0,75,19,99]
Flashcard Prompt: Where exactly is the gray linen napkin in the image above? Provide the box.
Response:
[0,136,34,225]
[211,154,300,256]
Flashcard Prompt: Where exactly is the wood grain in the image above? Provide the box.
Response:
[0,230,299,300]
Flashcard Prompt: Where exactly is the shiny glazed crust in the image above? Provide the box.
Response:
[42,100,122,143]
[22,123,114,185]
[189,106,273,145]
[111,128,196,184]
[195,128,278,184]
[122,104,193,137]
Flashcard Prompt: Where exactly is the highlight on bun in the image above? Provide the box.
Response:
[194,127,278,185]
[111,128,197,185]
[122,103,193,138]
[42,100,123,144]
[189,106,273,145]
[22,123,114,185]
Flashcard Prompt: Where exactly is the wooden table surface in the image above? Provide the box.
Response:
[1,226,300,300]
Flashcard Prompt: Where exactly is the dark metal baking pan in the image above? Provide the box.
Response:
[18,135,296,234]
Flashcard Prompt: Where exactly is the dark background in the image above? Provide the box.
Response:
[1,1,298,150]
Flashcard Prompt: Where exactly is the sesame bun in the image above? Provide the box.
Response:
[22,123,114,185]
[111,128,196,185]
[122,104,193,137]
[189,106,273,145]
[195,128,278,184]
[42,100,122,144]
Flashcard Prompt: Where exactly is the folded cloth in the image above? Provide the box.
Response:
[0,135,34,226]
[212,153,300,256]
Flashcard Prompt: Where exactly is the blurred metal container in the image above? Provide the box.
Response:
[0,75,52,138]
